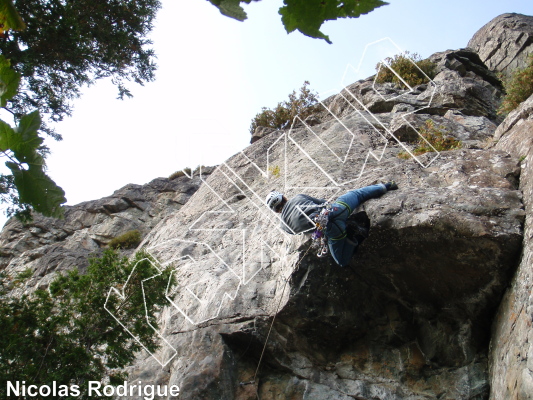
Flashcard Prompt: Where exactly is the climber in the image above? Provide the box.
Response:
[265,182,398,267]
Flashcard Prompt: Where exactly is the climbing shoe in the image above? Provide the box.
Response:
[385,181,398,190]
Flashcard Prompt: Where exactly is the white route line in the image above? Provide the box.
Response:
[216,161,293,239]
[341,37,441,168]
[104,257,178,367]
[105,37,443,368]
[147,159,285,323]
[147,239,242,325]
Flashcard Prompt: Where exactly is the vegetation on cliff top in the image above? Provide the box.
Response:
[108,229,142,250]
[249,81,320,135]
[375,51,436,88]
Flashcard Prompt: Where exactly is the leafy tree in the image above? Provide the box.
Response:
[250,80,320,134]
[0,54,66,222]
[209,0,388,44]
[0,249,176,399]
[1,0,161,138]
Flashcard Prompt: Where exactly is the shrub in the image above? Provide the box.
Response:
[398,119,461,158]
[169,168,191,180]
[498,54,533,115]
[108,229,142,250]
[249,81,320,135]
[375,51,436,88]
[0,250,176,398]
[168,165,208,180]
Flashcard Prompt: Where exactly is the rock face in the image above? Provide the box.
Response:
[2,13,533,400]
[468,13,533,76]
[127,132,522,399]
[119,40,524,399]
[488,94,533,399]
[325,49,503,124]
[251,126,277,144]
[0,169,213,291]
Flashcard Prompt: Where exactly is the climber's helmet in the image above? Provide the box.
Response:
[266,191,284,212]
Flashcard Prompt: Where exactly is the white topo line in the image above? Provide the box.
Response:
[104,38,441,367]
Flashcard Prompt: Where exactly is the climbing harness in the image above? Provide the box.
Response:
[312,229,328,257]
[311,200,354,258]
[311,203,332,257]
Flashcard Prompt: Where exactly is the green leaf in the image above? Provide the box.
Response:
[0,111,43,162]
[16,110,41,141]
[1,110,65,219]
[279,0,388,43]
[0,55,21,107]
[208,0,253,21]
[0,0,26,32]
[6,161,65,218]
[0,118,16,152]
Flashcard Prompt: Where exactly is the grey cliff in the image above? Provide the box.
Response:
[468,13,533,76]
[2,13,533,400]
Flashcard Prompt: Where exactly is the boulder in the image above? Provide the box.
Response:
[468,13,533,76]
[121,119,524,399]
[251,126,277,144]
[314,49,503,127]
[251,49,504,144]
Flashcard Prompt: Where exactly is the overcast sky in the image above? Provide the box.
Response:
[1,0,532,227]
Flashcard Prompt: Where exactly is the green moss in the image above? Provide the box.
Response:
[108,230,142,250]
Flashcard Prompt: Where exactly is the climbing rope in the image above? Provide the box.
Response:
[239,242,314,399]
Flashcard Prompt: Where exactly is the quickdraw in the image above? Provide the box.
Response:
[312,203,331,257]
